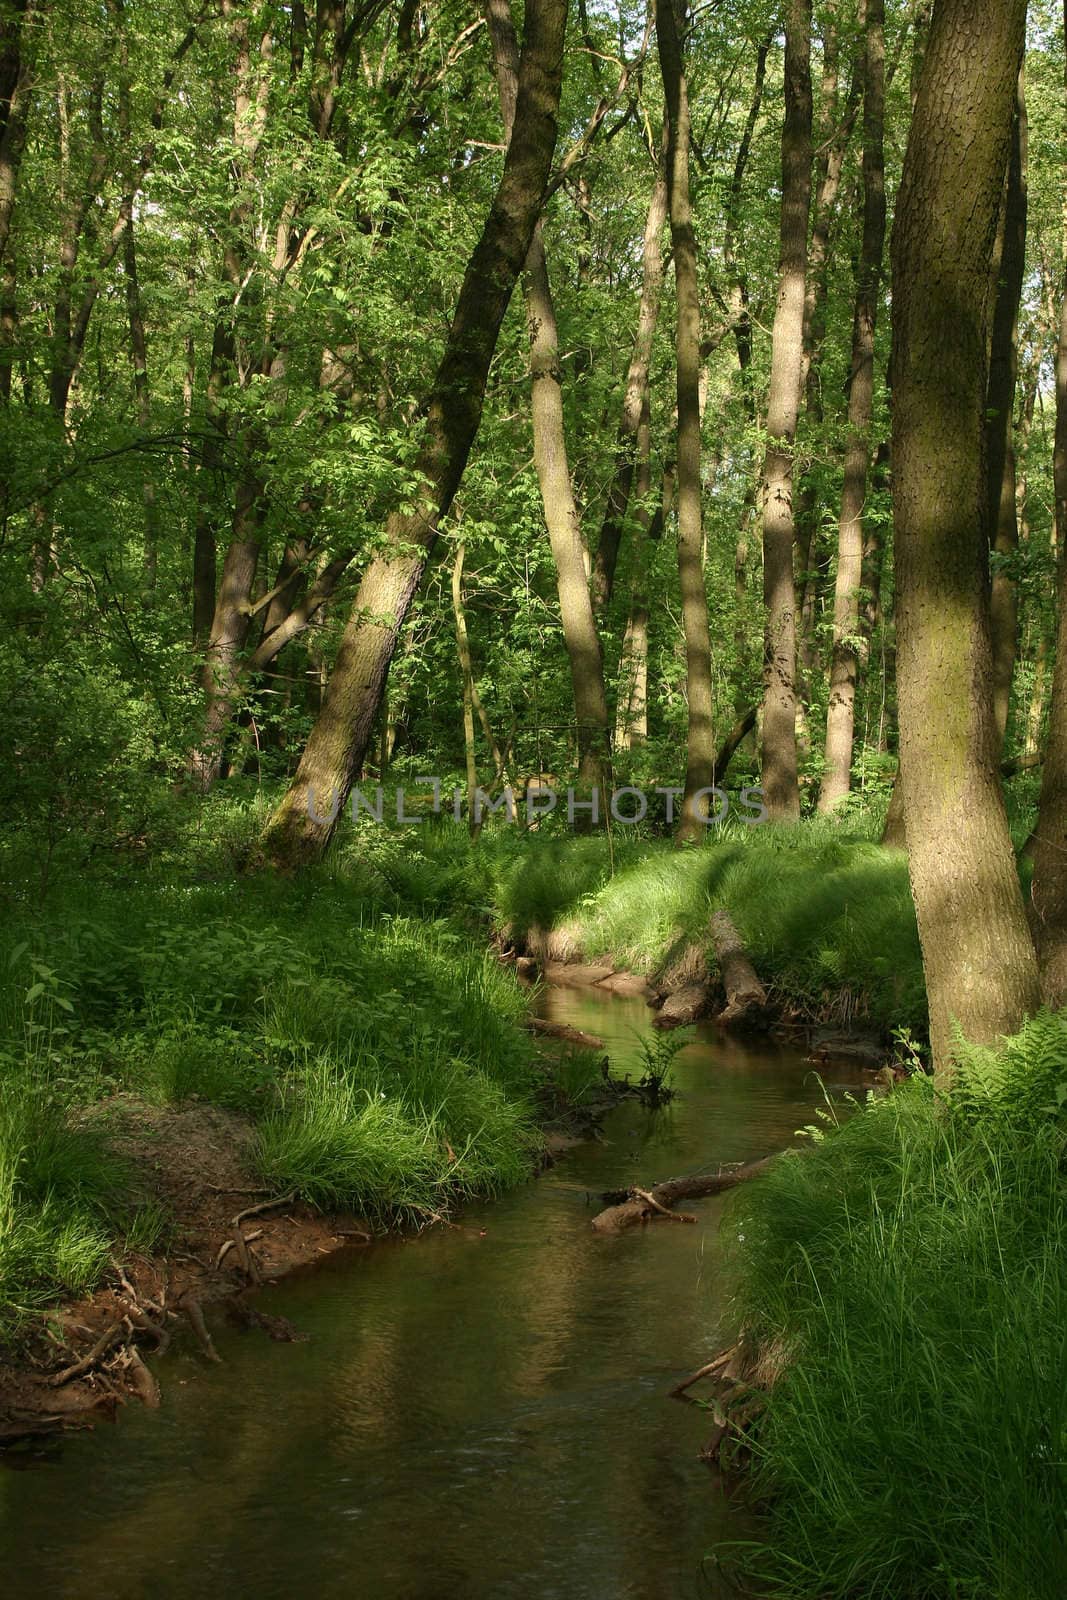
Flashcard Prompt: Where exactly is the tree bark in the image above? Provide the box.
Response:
[657,0,715,844]
[614,398,653,750]
[487,0,610,805]
[819,0,886,813]
[985,68,1028,747]
[590,158,667,614]
[709,910,769,1026]
[260,0,566,868]
[188,472,263,789]
[760,1,812,821]
[891,0,1040,1075]
[523,225,611,802]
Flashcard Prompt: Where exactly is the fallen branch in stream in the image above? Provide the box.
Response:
[525,1015,605,1049]
[591,1152,783,1233]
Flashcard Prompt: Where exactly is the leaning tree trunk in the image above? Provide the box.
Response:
[656,0,715,844]
[985,67,1028,747]
[891,0,1040,1077]
[1029,0,1067,1007]
[760,0,812,822]
[819,0,886,814]
[260,0,566,868]
[487,0,610,805]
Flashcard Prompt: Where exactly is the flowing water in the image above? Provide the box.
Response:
[0,987,864,1599]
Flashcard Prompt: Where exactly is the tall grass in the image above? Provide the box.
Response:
[462,823,927,1036]
[0,834,553,1331]
[719,1011,1067,1598]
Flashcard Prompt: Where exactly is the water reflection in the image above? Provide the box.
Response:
[0,988,860,1599]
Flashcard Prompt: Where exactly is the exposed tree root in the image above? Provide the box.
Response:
[48,1323,126,1387]
[179,1293,222,1363]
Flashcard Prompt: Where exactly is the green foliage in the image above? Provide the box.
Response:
[475,823,927,1037]
[719,1012,1067,1598]
[0,1066,128,1334]
[0,828,594,1330]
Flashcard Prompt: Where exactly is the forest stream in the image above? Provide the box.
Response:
[0,987,862,1600]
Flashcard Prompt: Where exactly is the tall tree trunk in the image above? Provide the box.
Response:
[891,0,1039,1075]
[188,468,264,789]
[794,9,860,700]
[0,0,31,306]
[523,226,611,799]
[656,0,714,843]
[590,158,667,613]
[487,0,610,804]
[615,398,653,750]
[191,318,230,644]
[985,68,1028,746]
[260,0,566,868]
[819,0,886,813]
[760,0,813,821]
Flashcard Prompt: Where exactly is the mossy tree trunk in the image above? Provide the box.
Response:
[891,0,1040,1075]
[759,0,812,822]
[260,0,566,868]
[657,0,715,844]
[819,0,886,814]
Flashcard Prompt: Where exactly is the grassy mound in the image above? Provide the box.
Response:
[370,820,927,1037]
[0,862,559,1335]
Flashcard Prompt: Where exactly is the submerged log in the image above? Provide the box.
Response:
[708,911,769,1027]
[591,1152,782,1233]
[524,1015,605,1049]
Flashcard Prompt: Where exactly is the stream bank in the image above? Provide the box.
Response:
[0,983,867,1599]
